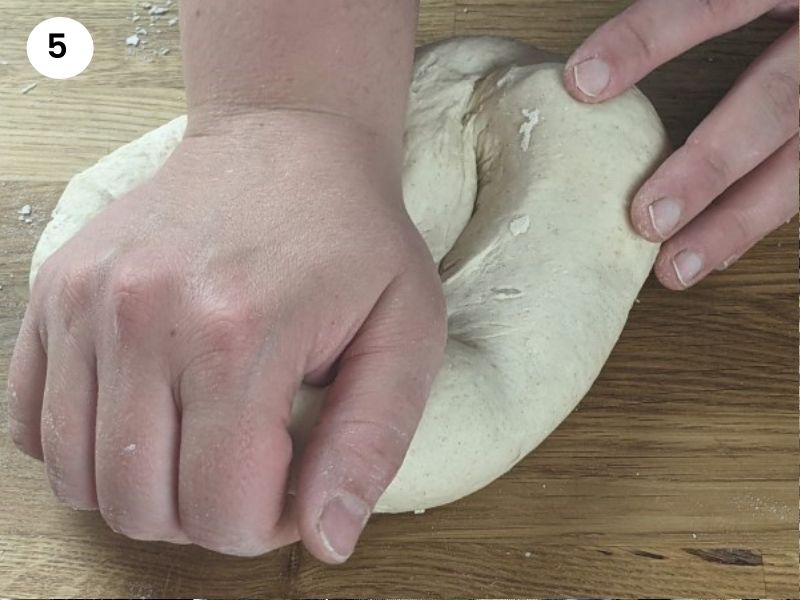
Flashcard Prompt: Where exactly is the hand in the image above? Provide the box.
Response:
[7,110,446,562]
[563,0,798,289]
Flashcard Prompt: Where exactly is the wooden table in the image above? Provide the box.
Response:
[1,0,797,597]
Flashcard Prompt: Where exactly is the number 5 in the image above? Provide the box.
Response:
[49,33,66,58]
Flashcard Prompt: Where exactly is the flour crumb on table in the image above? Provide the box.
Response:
[18,204,32,216]
[413,508,425,515]
[127,2,175,59]
[20,82,37,95]
[524,551,532,558]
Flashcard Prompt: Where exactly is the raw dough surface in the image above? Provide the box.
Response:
[30,37,669,513]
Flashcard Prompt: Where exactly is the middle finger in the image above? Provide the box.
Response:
[631,23,799,241]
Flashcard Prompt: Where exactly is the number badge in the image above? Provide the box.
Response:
[27,17,94,79]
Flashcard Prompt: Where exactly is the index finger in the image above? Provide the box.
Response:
[563,0,782,102]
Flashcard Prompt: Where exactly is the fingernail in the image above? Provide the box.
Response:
[648,197,682,238]
[573,57,610,97]
[672,249,703,287]
[318,491,371,562]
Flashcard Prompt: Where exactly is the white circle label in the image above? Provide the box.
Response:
[27,17,94,80]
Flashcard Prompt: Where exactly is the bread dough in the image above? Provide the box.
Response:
[30,37,669,513]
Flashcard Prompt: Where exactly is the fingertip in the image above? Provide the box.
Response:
[563,55,613,103]
[8,420,44,461]
[59,493,100,512]
[562,59,587,102]
[316,490,371,563]
[630,199,663,243]
[654,260,688,291]
[654,246,703,291]
[7,395,44,461]
[295,427,381,563]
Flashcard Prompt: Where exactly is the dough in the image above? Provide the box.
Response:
[30,37,669,513]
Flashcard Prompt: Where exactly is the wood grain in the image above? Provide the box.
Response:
[0,0,797,597]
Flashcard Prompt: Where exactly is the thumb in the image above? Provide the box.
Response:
[295,269,446,563]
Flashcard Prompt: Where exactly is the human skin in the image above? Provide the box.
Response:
[13,0,794,566]
[8,0,446,564]
[564,0,799,290]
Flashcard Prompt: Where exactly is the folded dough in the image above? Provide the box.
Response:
[30,37,669,513]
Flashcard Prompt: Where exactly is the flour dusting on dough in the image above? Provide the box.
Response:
[491,287,524,300]
[495,66,516,88]
[518,108,540,151]
[509,215,530,236]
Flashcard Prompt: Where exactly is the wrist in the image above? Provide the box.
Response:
[186,102,393,141]
[178,107,404,177]
[181,0,416,146]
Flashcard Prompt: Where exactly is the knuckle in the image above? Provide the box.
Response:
[726,207,757,244]
[334,419,411,494]
[7,416,39,458]
[110,265,154,306]
[57,265,97,316]
[701,150,731,186]
[195,304,262,354]
[108,264,167,331]
[614,12,655,64]
[762,70,798,130]
[687,141,733,194]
